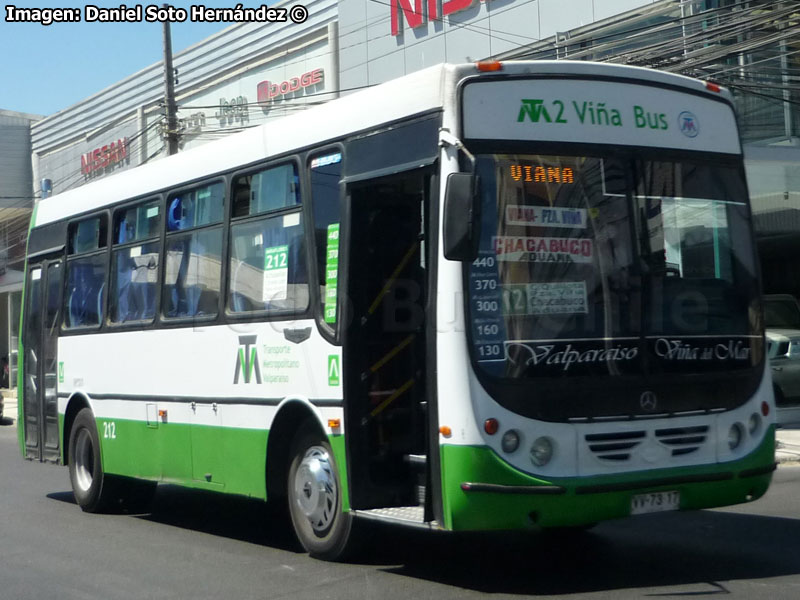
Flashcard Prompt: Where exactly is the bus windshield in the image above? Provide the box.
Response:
[468,153,762,385]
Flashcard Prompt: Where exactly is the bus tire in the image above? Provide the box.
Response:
[68,408,115,513]
[287,423,354,560]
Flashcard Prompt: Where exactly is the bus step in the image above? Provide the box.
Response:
[353,506,439,529]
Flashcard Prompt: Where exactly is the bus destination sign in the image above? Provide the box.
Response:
[462,79,741,154]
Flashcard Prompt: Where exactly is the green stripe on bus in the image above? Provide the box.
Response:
[79,416,351,509]
[96,418,269,498]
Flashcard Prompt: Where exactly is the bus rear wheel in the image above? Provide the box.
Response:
[68,408,157,513]
[68,408,114,513]
[287,424,355,560]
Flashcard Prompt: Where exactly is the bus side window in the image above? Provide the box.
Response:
[65,257,106,328]
[231,163,300,218]
[163,181,224,320]
[64,216,107,329]
[227,162,307,315]
[228,213,308,314]
[163,229,223,318]
[167,182,224,232]
[309,152,342,329]
[110,200,161,324]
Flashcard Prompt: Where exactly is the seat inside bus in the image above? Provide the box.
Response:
[113,217,157,322]
[67,262,104,327]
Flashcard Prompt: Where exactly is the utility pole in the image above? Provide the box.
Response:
[162,6,179,156]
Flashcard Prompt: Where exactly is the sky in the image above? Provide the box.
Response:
[0,1,248,116]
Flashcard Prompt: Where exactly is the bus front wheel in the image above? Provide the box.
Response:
[68,408,114,513]
[287,424,354,560]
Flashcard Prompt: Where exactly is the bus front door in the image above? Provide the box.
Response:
[343,169,432,511]
[22,259,63,463]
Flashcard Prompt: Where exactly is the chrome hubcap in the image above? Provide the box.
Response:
[74,428,95,493]
[293,446,337,533]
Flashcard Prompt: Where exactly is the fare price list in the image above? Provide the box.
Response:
[469,253,507,363]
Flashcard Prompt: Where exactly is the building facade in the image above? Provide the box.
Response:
[0,109,42,389]
[31,0,339,200]
[338,0,659,90]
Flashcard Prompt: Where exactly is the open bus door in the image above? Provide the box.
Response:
[342,167,435,516]
[22,257,63,462]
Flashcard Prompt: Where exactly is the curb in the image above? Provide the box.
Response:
[776,442,800,465]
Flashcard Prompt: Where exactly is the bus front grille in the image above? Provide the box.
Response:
[655,426,710,457]
[585,425,710,463]
[585,431,646,461]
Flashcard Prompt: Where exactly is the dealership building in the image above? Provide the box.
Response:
[1,0,797,393]
[0,109,43,388]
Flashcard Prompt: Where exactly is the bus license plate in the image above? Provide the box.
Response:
[630,491,680,515]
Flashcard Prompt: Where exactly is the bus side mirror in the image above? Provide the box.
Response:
[443,173,480,261]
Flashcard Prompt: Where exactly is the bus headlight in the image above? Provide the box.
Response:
[728,423,745,450]
[530,437,553,467]
[501,430,520,453]
[748,413,761,435]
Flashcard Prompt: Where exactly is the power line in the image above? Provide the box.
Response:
[505,0,799,132]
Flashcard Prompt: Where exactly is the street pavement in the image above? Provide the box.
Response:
[3,395,799,464]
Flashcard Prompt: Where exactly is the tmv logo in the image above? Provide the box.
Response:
[678,111,699,138]
[518,99,567,124]
[234,335,262,384]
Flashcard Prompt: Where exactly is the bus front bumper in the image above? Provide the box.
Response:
[440,426,776,531]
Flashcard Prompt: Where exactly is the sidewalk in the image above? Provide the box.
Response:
[0,394,16,426]
[776,422,800,464]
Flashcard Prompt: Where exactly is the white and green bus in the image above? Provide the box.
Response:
[20,61,776,560]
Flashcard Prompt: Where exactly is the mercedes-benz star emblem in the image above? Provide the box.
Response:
[640,391,658,411]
